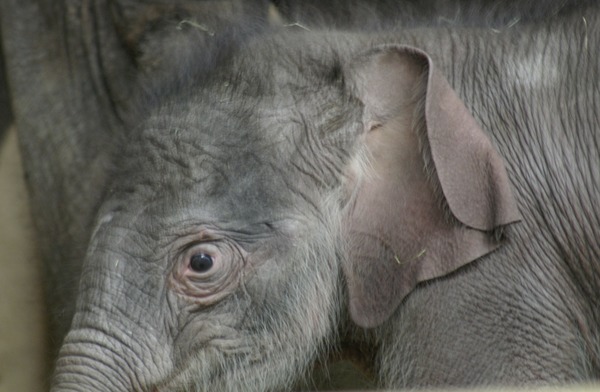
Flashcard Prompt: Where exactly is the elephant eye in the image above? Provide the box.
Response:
[189,253,214,273]
[170,237,245,305]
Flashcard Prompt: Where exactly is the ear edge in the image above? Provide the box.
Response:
[423,56,521,231]
[342,44,521,328]
[358,44,522,231]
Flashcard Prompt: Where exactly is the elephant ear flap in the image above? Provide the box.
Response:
[343,46,520,328]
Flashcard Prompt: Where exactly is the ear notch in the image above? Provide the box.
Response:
[343,45,520,328]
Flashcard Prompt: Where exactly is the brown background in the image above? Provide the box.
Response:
[0,127,47,392]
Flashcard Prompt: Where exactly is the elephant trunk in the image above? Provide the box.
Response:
[51,343,134,392]
[50,232,175,391]
[51,323,169,392]
[51,328,141,391]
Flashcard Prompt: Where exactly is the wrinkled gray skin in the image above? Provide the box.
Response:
[2,1,600,391]
[274,0,598,30]
[1,0,272,352]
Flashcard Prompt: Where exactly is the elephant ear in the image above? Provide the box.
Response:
[343,46,521,328]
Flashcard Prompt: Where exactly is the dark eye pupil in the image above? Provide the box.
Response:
[190,253,213,273]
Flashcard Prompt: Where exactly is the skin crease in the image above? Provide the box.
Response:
[1,1,600,391]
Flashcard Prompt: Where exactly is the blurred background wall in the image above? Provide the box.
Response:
[0,127,47,392]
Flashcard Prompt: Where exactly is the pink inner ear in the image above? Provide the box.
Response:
[344,115,504,328]
[343,45,521,329]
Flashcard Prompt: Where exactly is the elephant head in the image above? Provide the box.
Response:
[51,32,519,391]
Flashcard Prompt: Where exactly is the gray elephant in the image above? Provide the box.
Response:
[1,0,271,353]
[2,0,600,391]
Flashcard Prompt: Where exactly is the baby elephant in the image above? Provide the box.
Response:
[2,0,600,391]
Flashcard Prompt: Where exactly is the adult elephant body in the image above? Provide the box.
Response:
[2,1,599,391]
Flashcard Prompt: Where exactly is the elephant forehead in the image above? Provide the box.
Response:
[127,108,275,177]
[112,129,301,225]
[113,75,354,228]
